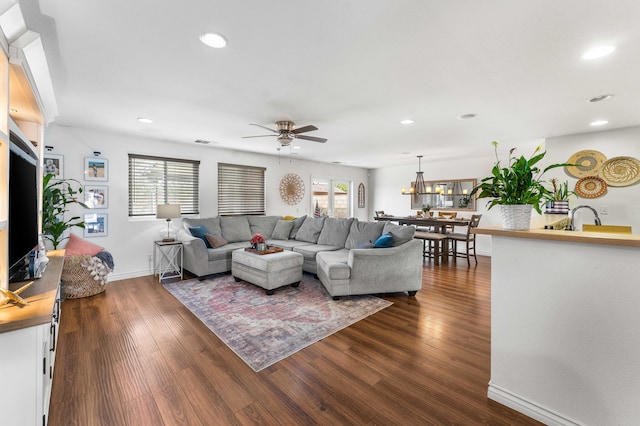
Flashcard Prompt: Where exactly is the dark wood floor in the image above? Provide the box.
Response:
[49,256,541,425]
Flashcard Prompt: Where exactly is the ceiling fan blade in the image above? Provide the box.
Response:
[295,134,327,143]
[249,123,278,133]
[242,135,276,138]
[291,125,318,134]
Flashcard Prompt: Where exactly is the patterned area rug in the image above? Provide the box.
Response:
[163,274,392,371]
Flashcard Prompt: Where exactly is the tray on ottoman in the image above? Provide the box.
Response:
[232,248,303,295]
[244,246,284,255]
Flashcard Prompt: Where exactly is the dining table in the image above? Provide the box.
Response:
[375,215,471,264]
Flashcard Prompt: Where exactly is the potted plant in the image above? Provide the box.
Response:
[42,173,88,249]
[421,204,433,217]
[470,141,571,230]
[543,178,575,214]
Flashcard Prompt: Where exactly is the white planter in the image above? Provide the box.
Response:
[499,204,533,230]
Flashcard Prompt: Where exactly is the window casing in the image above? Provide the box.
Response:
[218,163,266,216]
[128,154,200,217]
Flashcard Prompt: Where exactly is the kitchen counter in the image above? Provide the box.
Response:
[474,224,640,247]
[480,225,639,425]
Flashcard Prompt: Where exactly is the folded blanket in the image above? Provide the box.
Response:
[95,250,114,270]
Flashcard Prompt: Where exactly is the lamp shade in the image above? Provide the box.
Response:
[156,204,181,219]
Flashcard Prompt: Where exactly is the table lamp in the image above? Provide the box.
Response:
[156,204,181,242]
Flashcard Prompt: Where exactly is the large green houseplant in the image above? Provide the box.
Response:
[42,173,88,249]
[471,142,571,229]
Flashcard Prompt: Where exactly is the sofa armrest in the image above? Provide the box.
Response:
[347,239,423,286]
[177,230,209,276]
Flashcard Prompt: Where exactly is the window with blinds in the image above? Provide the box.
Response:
[128,154,200,216]
[218,163,266,215]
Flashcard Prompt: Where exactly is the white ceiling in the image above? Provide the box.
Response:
[17,0,640,168]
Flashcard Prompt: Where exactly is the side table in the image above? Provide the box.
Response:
[153,240,183,282]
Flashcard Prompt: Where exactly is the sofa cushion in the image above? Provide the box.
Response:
[182,217,221,236]
[271,219,294,240]
[220,216,253,242]
[383,222,416,246]
[317,217,354,248]
[345,220,385,249]
[373,232,394,248]
[248,216,280,239]
[189,225,212,248]
[316,250,351,280]
[289,215,307,239]
[205,234,228,248]
[295,216,325,243]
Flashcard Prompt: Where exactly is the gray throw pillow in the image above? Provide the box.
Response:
[317,217,354,247]
[289,215,307,239]
[345,220,385,249]
[248,216,280,239]
[295,216,325,243]
[383,222,415,246]
[271,220,294,240]
[220,216,252,242]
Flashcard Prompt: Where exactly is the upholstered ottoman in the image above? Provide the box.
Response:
[231,248,304,295]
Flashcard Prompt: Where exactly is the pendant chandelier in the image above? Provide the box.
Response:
[401,155,427,195]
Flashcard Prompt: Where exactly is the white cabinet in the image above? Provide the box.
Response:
[0,254,63,426]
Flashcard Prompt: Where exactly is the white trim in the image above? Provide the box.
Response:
[488,382,582,426]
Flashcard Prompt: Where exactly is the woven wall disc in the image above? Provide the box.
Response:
[279,173,305,205]
[565,150,607,178]
[575,176,607,198]
[597,156,640,187]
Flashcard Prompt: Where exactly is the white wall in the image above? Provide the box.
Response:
[545,125,640,233]
[44,124,369,281]
[370,126,640,256]
[370,153,500,256]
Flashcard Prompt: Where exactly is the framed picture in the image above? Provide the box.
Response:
[43,154,64,179]
[83,213,108,237]
[84,157,108,181]
[84,185,108,209]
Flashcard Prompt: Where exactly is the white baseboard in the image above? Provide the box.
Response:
[487,382,581,426]
[107,270,151,282]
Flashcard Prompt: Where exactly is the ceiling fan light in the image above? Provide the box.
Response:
[200,32,227,48]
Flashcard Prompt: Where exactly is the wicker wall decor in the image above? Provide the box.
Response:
[565,150,607,178]
[279,173,305,205]
[597,156,640,187]
[575,176,607,198]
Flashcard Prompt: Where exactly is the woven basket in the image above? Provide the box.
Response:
[61,255,106,299]
[499,204,533,230]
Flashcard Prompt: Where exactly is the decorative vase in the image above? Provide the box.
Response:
[256,242,267,252]
[499,204,533,230]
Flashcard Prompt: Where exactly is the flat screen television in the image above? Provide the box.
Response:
[8,131,40,283]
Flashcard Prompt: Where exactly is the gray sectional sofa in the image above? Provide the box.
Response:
[176,215,423,298]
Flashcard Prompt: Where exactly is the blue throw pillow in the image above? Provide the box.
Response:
[189,225,212,248]
[373,232,393,248]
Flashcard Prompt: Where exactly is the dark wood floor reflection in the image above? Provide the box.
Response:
[49,256,541,425]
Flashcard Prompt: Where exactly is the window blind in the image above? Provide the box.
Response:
[218,163,266,215]
[128,154,200,216]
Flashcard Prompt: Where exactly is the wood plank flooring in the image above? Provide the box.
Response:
[49,256,542,425]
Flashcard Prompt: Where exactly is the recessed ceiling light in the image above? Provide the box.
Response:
[457,113,477,120]
[582,45,616,60]
[588,94,614,103]
[400,119,415,125]
[137,117,153,124]
[590,120,609,126]
[199,32,227,48]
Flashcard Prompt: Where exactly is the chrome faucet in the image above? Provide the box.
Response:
[568,205,601,231]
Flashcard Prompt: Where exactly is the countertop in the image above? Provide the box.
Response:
[0,250,64,333]
[474,225,640,247]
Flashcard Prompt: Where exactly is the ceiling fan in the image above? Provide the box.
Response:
[242,121,327,146]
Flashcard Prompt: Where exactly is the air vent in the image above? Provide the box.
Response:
[194,139,211,144]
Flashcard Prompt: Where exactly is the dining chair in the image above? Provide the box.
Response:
[438,211,457,233]
[447,214,482,266]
